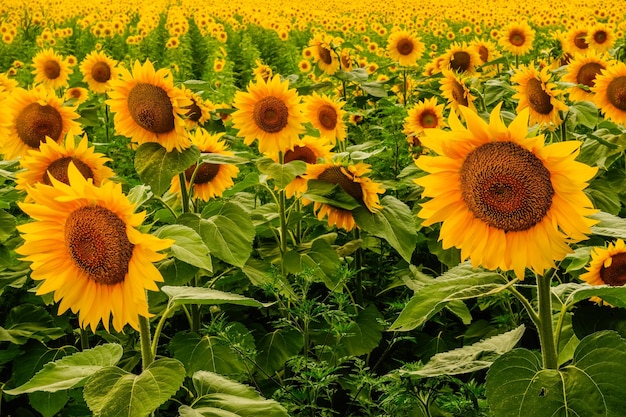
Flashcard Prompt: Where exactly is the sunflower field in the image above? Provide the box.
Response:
[3,0,626,416]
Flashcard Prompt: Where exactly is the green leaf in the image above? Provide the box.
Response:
[0,209,16,243]
[256,158,306,188]
[486,331,626,417]
[556,282,626,309]
[256,328,304,376]
[590,211,626,238]
[158,257,198,286]
[361,81,387,97]
[568,101,599,129]
[183,371,289,417]
[403,325,525,377]
[389,264,507,331]
[154,224,212,271]
[125,184,153,209]
[161,285,272,308]
[199,153,250,165]
[169,333,249,378]
[579,131,626,170]
[331,304,384,358]
[84,358,185,417]
[301,180,361,211]
[29,391,69,417]
[4,344,123,395]
[588,178,621,215]
[353,195,417,262]
[134,143,200,196]
[284,238,341,290]
[0,305,66,345]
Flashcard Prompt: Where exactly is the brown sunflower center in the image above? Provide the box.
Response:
[451,79,469,106]
[184,160,220,184]
[593,30,608,44]
[91,61,112,83]
[43,59,61,80]
[526,78,554,115]
[15,103,64,148]
[478,45,489,63]
[450,51,471,73]
[574,33,589,50]
[576,62,604,88]
[600,253,626,286]
[606,76,626,111]
[127,82,175,134]
[509,30,525,47]
[419,110,439,128]
[253,96,289,133]
[460,141,554,232]
[397,38,414,56]
[318,105,338,130]
[65,205,134,285]
[43,157,95,185]
[318,166,363,203]
[284,146,317,164]
[341,53,351,69]
[185,99,202,122]
[318,46,333,65]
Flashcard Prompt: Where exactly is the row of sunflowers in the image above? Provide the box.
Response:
[2,0,626,416]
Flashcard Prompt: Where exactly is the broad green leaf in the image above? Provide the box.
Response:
[240,258,295,298]
[330,304,384,358]
[126,184,153,209]
[223,172,260,197]
[0,209,16,243]
[158,257,198,286]
[301,180,361,211]
[169,333,248,378]
[84,358,185,417]
[361,81,387,97]
[199,153,250,165]
[0,305,66,345]
[10,344,77,388]
[161,285,272,308]
[389,264,507,331]
[579,132,626,170]
[29,390,69,417]
[134,143,200,196]
[486,331,626,417]
[588,178,621,215]
[256,328,304,376]
[256,158,306,188]
[590,211,626,238]
[561,283,626,309]
[154,224,212,271]
[402,325,525,377]
[352,195,417,263]
[5,344,123,395]
[284,239,341,290]
[568,101,599,129]
[334,68,368,83]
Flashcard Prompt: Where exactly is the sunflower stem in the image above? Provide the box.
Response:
[536,272,558,369]
[104,103,110,143]
[151,305,174,357]
[178,172,190,214]
[402,68,408,106]
[138,315,154,370]
[278,151,288,257]
[79,328,89,351]
[354,227,363,306]
[507,284,540,329]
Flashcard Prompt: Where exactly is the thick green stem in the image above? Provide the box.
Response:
[354,228,363,306]
[277,151,288,257]
[138,315,154,370]
[104,103,110,143]
[151,306,174,357]
[79,328,89,351]
[178,172,190,213]
[537,273,558,369]
[507,284,540,329]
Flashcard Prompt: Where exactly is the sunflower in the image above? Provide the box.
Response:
[499,21,535,56]
[169,129,239,202]
[439,69,476,112]
[303,162,385,231]
[511,65,568,128]
[309,33,340,75]
[63,87,90,105]
[0,72,18,96]
[386,30,425,67]
[0,87,82,160]
[79,50,118,94]
[415,104,597,278]
[564,26,590,55]
[106,60,192,152]
[469,38,500,73]
[580,239,626,303]
[180,86,214,129]
[403,97,447,136]
[586,23,616,53]
[302,91,347,145]
[231,74,305,155]
[16,135,114,193]
[443,42,481,75]
[562,52,611,102]
[16,164,173,332]
[592,61,626,126]
[340,49,353,71]
[253,59,273,82]
[31,48,72,90]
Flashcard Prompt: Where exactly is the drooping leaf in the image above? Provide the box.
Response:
[256,158,306,188]
[169,333,248,378]
[590,211,626,238]
[301,180,361,211]
[256,328,304,376]
[486,331,626,417]
[134,143,200,196]
[0,305,66,345]
[5,344,123,395]
[161,285,272,308]
[352,195,417,263]
[403,325,525,377]
[154,224,212,271]
[83,358,185,417]
[552,282,626,309]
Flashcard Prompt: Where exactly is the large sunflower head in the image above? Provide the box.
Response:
[564,26,590,56]
[79,50,119,94]
[415,104,597,278]
[169,129,239,202]
[0,86,82,160]
[580,239,626,304]
[443,42,481,75]
[591,61,626,126]
[386,30,425,67]
[308,33,340,75]
[498,21,535,56]
[31,48,72,90]
[16,164,173,332]
[16,134,114,194]
[303,161,385,231]
[302,91,347,145]
[562,51,612,103]
[511,65,568,128]
[106,60,192,152]
[231,74,305,155]
[585,23,616,53]
[439,69,476,112]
